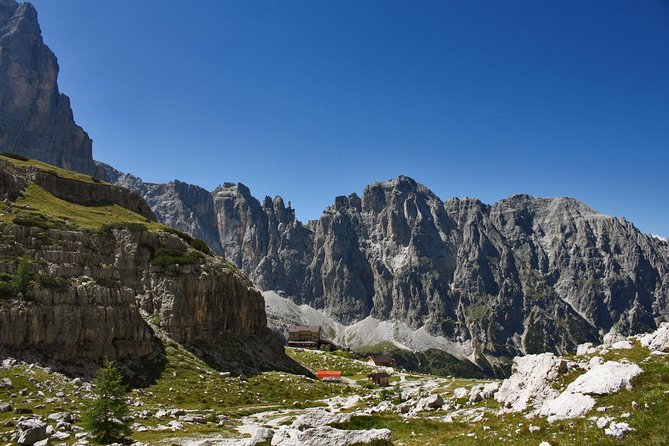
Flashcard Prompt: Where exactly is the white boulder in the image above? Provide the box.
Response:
[538,391,596,422]
[566,361,642,395]
[249,428,275,445]
[453,387,468,399]
[604,421,635,438]
[468,382,500,403]
[576,343,594,356]
[271,426,392,446]
[415,394,444,410]
[639,322,669,352]
[496,353,567,412]
[602,332,626,348]
[610,340,633,350]
[291,411,352,430]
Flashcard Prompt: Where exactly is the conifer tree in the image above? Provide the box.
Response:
[83,360,131,444]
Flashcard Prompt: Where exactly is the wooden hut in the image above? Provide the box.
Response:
[368,372,390,386]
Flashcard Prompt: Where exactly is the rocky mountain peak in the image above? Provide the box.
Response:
[0,0,99,177]
[0,0,38,36]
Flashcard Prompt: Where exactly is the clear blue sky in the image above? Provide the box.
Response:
[30,0,668,238]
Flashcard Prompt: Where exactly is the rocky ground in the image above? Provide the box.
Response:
[0,323,668,445]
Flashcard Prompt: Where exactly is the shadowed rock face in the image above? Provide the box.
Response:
[106,171,669,375]
[0,0,98,176]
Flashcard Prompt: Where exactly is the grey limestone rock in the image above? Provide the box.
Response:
[0,0,100,177]
[104,172,669,376]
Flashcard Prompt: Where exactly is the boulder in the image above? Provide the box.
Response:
[576,343,594,356]
[468,382,499,403]
[566,361,642,395]
[453,387,468,399]
[602,332,626,348]
[604,421,635,438]
[496,353,567,412]
[291,411,352,430]
[639,322,669,352]
[16,418,48,445]
[271,426,392,446]
[538,391,596,422]
[249,427,274,445]
[415,394,444,410]
[610,340,633,350]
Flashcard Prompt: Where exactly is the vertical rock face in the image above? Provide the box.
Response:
[0,0,98,176]
[212,182,312,297]
[99,162,223,254]
[109,172,669,374]
[0,158,307,380]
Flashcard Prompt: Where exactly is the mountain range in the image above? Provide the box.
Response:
[2,0,668,376]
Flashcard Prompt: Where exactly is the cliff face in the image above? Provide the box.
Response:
[0,156,306,380]
[106,172,669,375]
[0,0,99,176]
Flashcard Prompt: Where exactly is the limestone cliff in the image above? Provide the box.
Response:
[0,0,99,177]
[0,155,306,381]
[106,171,669,376]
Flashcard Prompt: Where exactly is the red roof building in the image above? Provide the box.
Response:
[317,370,342,382]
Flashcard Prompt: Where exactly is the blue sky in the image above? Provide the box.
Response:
[30,0,668,237]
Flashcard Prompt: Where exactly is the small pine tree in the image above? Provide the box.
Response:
[83,360,131,444]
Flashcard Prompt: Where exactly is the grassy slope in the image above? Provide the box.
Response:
[2,182,162,231]
[0,153,106,184]
[1,342,668,445]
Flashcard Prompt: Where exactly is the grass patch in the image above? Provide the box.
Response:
[2,182,164,232]
[151,247,205,269]
[161,227,211,254]
[0,153,105,184]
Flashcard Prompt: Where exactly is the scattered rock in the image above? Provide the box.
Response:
[576,343,594,356]
[1,377,12,389]
[596,416,613,429]
[610,340,633,350]
[179,414,207,424]
[604,421,635,438]
[0,402,12,412]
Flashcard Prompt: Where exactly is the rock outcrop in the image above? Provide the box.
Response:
[105,172,669,375]
[0,0,99,177]
[0,157,306,381]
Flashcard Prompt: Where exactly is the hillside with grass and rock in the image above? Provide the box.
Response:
[0,153,306,382]
[2,0,669,378]
[1,322,668,445]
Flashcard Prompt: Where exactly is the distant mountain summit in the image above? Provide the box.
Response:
[98,166,669,375]
[0,0,99,176]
